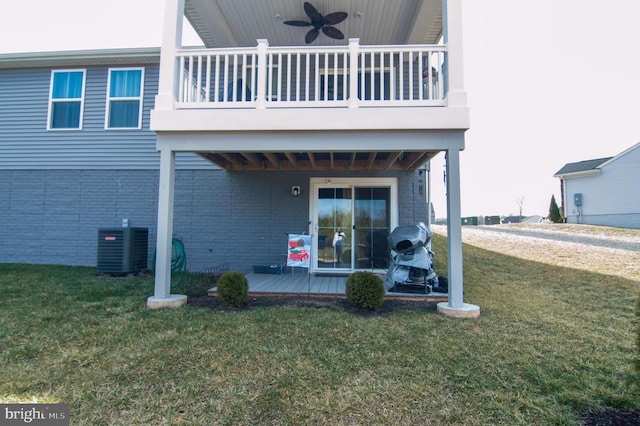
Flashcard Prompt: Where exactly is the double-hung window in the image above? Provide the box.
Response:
[106,68,144,129]
[48,69,86,130]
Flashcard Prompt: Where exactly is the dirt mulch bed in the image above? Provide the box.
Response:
[188,294,438,317]
[581,408,640,425]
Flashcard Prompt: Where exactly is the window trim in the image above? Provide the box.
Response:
[47,69,87,131]
[105,67,145,130]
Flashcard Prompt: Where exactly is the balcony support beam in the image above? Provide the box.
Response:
[308,152,317,169]
[385,152,403,170]
[367,152,377,170]
[284,152,298,169]
[263,152,280,169]
[241,152,262,168]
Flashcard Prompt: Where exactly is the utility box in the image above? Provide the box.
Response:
[485,215,501,225]
[461,216,478,226]
[97,227,148,274]
[574,193,583,206]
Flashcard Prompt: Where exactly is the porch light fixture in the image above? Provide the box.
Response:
[291,186,301,197]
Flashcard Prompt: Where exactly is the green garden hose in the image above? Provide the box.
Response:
[152,236,188,290]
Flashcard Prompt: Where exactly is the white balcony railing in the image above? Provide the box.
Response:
[177,39,446,109]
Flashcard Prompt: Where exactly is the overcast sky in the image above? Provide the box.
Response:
[1,1,639,218]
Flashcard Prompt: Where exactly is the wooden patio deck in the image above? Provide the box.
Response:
[208,271,448,302]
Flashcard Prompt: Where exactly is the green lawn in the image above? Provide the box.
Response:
[1,234,638,425]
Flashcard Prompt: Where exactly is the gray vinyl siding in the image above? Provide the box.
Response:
[0,56,434,269]
[0,64,213,170]
[0,169,428,271]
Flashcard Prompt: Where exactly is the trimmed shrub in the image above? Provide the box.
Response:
[346,271,385,310]
[216,272,249,308]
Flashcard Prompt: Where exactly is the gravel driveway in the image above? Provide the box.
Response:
[461,225,640,252]
[431,224,640,281]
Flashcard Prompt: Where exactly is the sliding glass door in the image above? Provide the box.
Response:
[317,188,353,270]
[312,178,397,272]
[354,187,391,269]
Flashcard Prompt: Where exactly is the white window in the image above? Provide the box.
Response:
[106,68,144,129]
[47,69,86,130]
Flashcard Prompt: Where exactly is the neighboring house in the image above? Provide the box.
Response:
[554,142,640,228]
[0,0,478,317]
[501,216,522,224]
[521,215,544,224]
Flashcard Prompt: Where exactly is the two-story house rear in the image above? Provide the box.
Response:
[0,0,479,318]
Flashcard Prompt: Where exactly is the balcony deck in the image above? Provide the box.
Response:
[151,40,468,171]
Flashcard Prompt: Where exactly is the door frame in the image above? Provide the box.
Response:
[309,177,399,273]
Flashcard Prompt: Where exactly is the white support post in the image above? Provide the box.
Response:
[438,148,479,318]
[348,38,360,108]
[425,161,432,227]
[256,39,269,109]
[445,149,463,308]
[147,149,186,308]
[155,0,185,110]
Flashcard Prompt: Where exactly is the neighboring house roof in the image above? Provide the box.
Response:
[0,47,160,69]
[554,141,640,178]
[554,157,612,178]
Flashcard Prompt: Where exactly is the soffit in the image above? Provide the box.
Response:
[0,48,161,69]
[184,0,443,48]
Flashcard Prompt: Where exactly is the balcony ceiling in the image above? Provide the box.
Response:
[184,0,443,48]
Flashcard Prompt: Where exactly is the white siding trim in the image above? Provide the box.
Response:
[557,169,601,179]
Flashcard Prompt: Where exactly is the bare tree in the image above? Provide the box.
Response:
[517,196,525,219]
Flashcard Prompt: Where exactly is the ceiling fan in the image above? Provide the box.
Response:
[284,2,348,44]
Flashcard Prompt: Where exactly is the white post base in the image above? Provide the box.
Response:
[437,302,480,319]
[147,295,187,309]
